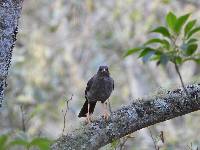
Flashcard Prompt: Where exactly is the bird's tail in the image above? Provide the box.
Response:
[78,100,97,117]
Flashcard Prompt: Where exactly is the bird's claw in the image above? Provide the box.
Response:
[86,113,92,124]
[103,112,110,121]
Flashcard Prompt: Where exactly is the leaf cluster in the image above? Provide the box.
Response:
[124,12,200,65]
[0,132,52,150]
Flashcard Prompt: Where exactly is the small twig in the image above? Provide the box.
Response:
[159,131,164,144]
[62,94,73,135]
[20,105,26,132]
[174,62,189,97]
[118,134,134,150]
[148,127,158,150]
[170,34,189,97]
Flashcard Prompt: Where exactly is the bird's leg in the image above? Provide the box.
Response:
[86,103,91,123]
[103,102,110,120]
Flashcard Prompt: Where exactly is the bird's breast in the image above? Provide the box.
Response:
[87,77,113,102]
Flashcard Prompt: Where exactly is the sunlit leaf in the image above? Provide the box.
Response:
[175,57,182,64]
[151,26,171,38]
[144,38,170,49]
[166,12,177,31]
[123,47,143,57]
[138,47,153,58]
[174,13,190,34]
[187,26,200,39]
[184,19,196,36]
[150,55,161,61]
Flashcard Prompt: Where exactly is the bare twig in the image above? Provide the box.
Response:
[148,127,158,150]
[159,131,164,144]
[20,105,26,132]
[61,94,73,135]
[170,34,189,97]
[118,134,134,150]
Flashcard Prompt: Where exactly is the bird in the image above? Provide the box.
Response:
[78,65,114,123]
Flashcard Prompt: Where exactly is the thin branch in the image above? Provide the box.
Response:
[51,83,200,150]
[61,94,73,135]
[148,127,158,150]
[159,131,164,144]
[20,105,26,132]
[174,62,189,97]
[118,134,134,150]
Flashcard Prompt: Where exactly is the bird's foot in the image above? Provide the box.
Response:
[103,111,110,121]
[86,113,92,124]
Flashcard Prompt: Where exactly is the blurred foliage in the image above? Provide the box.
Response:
[0,132,52,150]
[124,11,200,65]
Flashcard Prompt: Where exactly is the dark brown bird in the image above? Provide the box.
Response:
[78,66,114,123]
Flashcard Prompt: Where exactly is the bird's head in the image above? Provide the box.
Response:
[97,66,109,77]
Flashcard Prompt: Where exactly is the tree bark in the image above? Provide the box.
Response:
[0,0,23,107]
[51,83,200,150]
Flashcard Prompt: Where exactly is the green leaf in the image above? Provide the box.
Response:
[151,55,161,61]
[138,47,153,58]
[151,26,171,38]
[123,47,143,57]
[175,57,183,64]
[187,26,200,39]
[187,38,198,44]
[166,12,177,31]
[144,38,170,49]
[29,138,52,150]
[9,139,29,147]
[142,51,155,63]
[174,13,190,34]
[194,58,200,64]
[185,44,198,56]
[0,134,8,149]
[184,19,196,36]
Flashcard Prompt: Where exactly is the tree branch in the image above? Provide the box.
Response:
[0,0,23,107]
[51,83,200,150]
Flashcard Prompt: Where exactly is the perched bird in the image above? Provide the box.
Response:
[78,66,114,123]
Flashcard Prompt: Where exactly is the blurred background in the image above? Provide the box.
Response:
[1,0,200,149]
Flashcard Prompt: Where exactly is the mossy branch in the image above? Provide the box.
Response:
[51,83,200,150]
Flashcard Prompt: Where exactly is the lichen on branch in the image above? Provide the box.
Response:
[51,84,200,150]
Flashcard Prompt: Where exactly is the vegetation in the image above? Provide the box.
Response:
[0,132,52,150]
[125,11,200,95]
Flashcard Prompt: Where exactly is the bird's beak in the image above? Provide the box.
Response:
[102,68,106,72]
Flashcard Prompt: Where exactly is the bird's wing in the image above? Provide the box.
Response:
[85,75,96,97]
